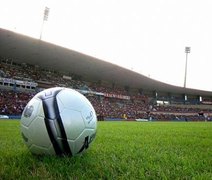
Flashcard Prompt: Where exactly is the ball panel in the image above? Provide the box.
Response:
[21,97,44,127]
[68,129,96,155]
[66,139,75,155]
[21,124,33,147]
[60,109,85,140]
[27,116,52,148]
[29,144,55,155]
[56,94,65,114]
[81,104,97,129]
[56,89,89,110]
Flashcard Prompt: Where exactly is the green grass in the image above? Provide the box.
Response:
[0,120,212,179]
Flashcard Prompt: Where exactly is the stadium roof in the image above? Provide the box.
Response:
[0,28,212,97]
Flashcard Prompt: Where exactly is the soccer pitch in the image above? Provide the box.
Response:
[0,120,212,179]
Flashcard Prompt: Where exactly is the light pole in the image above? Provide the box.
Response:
[40,7,50,40]
[184,47,190,88]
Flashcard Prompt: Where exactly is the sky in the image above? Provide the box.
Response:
[0,0,212,91]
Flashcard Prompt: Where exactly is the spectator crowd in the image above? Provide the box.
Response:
[1,60,212,121]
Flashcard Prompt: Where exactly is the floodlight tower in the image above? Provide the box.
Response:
[40,7,50,40]
[184,47,190,88]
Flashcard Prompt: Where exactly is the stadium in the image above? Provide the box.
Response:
[1,28,212,121]
[1,27,212,179]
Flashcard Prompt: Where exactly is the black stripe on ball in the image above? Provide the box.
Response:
[53,92,72,156]
[39,88,72,156]
[42,100,63,155]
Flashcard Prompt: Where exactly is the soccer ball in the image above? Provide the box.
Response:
[20,87,97,156]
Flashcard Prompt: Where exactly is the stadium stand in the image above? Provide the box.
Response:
[0,90,34,117]
[1,59,212,121]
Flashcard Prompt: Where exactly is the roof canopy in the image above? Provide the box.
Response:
[0,28,212,97]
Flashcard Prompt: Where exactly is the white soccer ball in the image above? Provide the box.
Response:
[20,87,97,156]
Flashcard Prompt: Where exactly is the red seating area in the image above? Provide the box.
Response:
[1,61,212,121]
[0,90,34,115]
